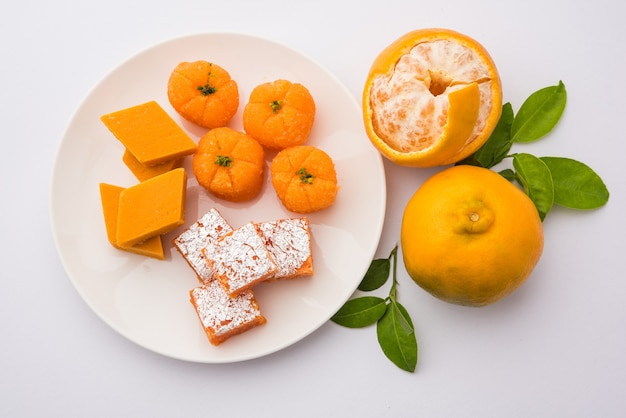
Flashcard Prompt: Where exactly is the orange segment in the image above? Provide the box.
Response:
[363,28,502,167]
[376,82,480,167]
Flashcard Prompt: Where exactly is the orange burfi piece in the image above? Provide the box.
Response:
[99,183,164,260]
[192,127,265,202]
[190,280,266,346]
[256,217,313,280]
[203,222,277,297]
[116,168,187,248]
[270,145,338,213]
[100,101,197,167]
[122,149,183,182]
[167,60,239,129]
[243,79,316,149]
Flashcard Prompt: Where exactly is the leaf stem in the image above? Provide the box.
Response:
[332,243,417,372]
[388,245,398,303]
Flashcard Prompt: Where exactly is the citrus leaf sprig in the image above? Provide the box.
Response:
[331,245,418,373]
[458,81,609,220]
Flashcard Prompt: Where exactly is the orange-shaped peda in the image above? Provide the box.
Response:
[243,79,316,149]
[167,61,239,129]
[193,127,265,202]
[270,145,338,213]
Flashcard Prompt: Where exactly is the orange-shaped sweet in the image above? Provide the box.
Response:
[193,127,265,202]
[270,145,338,213]
[243,79,316,149]
[167,60,239,129]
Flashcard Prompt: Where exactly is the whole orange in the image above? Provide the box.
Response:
[362,28,502,167]
[401,165,544,306]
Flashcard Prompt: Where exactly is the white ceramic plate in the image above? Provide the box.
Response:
[50,33,386,363]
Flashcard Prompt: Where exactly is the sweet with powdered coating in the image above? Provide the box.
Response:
[173,208,233,284]
[256,217,313,280]
[189,280,266,346]
[203,222,277,297]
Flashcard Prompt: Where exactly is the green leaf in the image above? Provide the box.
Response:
[511,81,567,143]
[470,102,515,168]
[376,302,417,372]
[358,257,390,291]
[499,168,516,182]
[333,245,418,372]
[331,296,387,328]
[513,153,554,221]
[540,156,610,209]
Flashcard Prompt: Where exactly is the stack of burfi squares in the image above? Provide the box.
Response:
[173,208,313,346]
[98,101,197,259]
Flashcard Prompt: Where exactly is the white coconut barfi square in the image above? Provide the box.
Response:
[173,208,233,284]
[203,222,277,297]
[189,280,266,346]
[256,217,313,280]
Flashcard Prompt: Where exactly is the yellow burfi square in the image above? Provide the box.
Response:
[99,183,164,260]
[116,168,187,248]
[101,101,197,167]
[122,149,182,182]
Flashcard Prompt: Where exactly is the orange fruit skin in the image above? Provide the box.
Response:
[362,28,502,167]
[168,61,239,129]
[193,127,265,202]
[270,145,338,213]
[401,165,543,306]
[243,79,316,150]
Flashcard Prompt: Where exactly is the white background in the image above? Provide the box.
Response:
[2,0,625,416]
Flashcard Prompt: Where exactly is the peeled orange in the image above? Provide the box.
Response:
[401,165,544,306]
[363,28,502,167]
